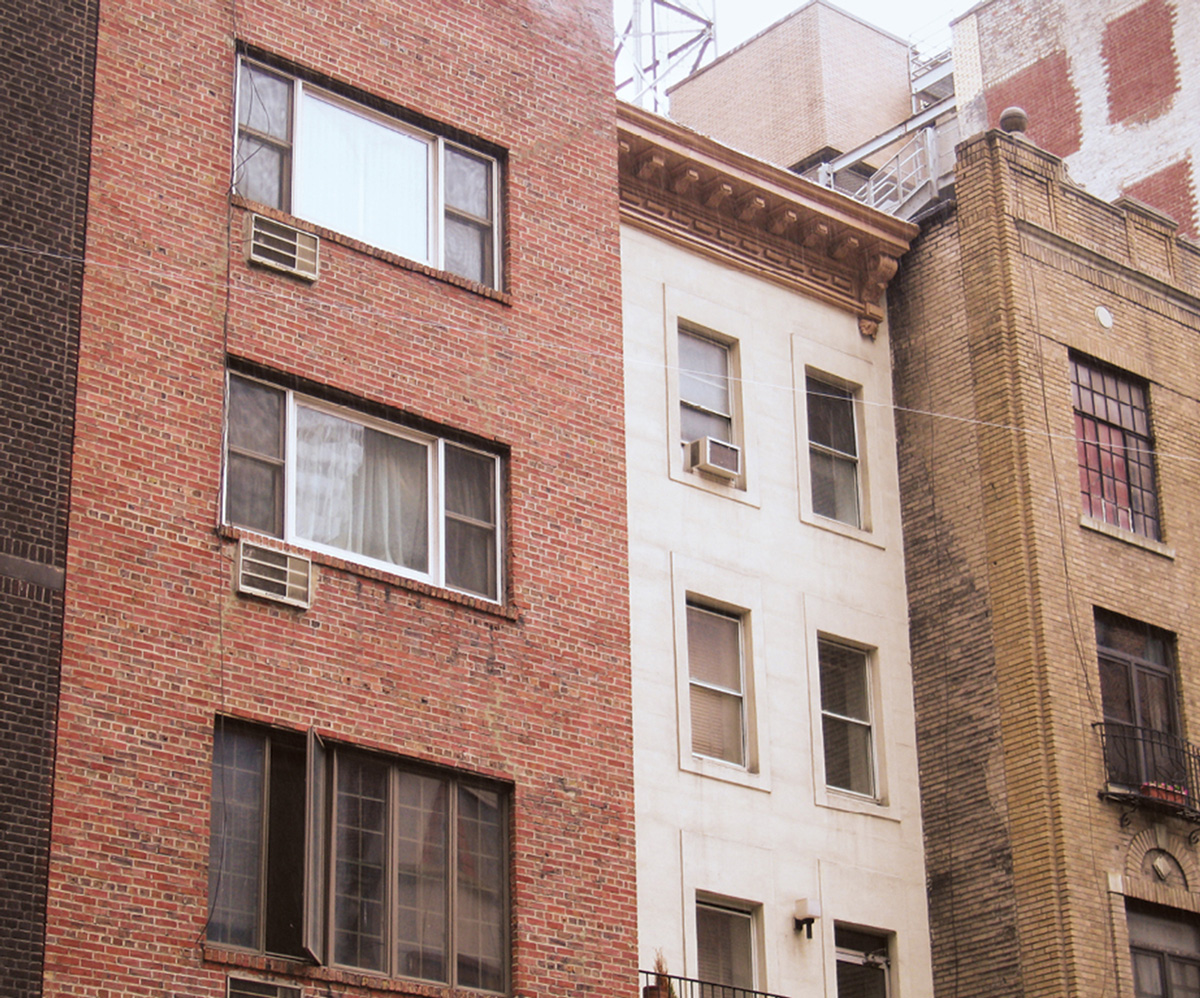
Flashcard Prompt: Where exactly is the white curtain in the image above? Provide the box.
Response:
[294,406,428,571]
[295,91,429,262]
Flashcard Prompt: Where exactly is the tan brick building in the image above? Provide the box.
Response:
[890,126,1200,998]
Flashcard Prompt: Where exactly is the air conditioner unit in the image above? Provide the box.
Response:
[227,977,301,998]
[686,436,741,479]
[236,540,312,609]
[245,213,319,281]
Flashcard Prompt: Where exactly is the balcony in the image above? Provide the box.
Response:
[639,970,790,998]
[1095,722,1200,821]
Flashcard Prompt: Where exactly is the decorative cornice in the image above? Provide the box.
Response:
[617,101,917,333]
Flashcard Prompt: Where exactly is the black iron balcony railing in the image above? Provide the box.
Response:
[639,970,790,998]
[1095,722,1200,817]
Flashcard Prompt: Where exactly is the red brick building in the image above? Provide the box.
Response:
[33,2,636,996]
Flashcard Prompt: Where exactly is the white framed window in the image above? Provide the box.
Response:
[696,900,757,995]
[224,372,502,601]
[686,602,746,767]
[819,638,876,798]
[679,327,734,446]
[835,925,891,997]
[806,374,861,527]
[235,57,501,289]
[208,720,508,992]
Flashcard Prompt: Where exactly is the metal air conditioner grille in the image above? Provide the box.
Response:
[237,540,312,608]
[246,213,319,280]
[227,978,301,998]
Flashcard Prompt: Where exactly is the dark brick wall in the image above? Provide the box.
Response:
[0,1,97,994]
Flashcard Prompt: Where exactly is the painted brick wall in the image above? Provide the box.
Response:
[1123,158,1196,239]
[892,128,1200,997]
[983,49,1082,158]
[1102,0,1179,125]
[44,2,634,997]
[0,2,98,994]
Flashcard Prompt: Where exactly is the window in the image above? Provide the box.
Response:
[236,58,501,288]
[1071,355,1160,539]
[1097,609,1181,789]
[807,376,860,526]
[208,721,508,992]
[819,639,875,797]
[696,901,756,996]
[835,926,890,998]
[679,327,734,448]
[687,603,746,767]
[1129,902,1200,998]
[224,372,502,601]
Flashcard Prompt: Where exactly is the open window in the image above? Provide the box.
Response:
[208,720,509,992]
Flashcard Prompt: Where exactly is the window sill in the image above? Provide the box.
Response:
[220,527,520,621]
[231,197,512,305]
[680,753,771,792]
[205,945,501,997]
[816,788,900,822]
[1079,514,1175,559]
[799,510,885,549]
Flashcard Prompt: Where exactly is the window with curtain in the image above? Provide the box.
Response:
[224,372,502,601]
[208,720,508,992]
[696,901,756,995]
[686,602,746,767]
[235,57,501,289]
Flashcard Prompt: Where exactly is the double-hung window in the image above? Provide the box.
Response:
[679,327,734,448]
[819,638,875,798]
[224,373,502,601]
[236,58,501,288]
[208,720,508,992]
[1071,354,1160,539]
[807,375,861,526]
[686,602,746,767]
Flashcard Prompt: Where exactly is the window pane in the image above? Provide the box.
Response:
[819,641,870,721]
[239,63,291,138]
[208,726,266,949]
[807,378,857,455]
[444,215,489,285]
[296,93,429,263]
[395,772,448,983]
[687,606,742,691]
[445,518,497,600]
[333,754,389,971]
[679,331,730,415]
[264,739,306,957]
[445,147,491,220]
[823,716,874,796]
[235,134,288,209]
[445,446,495,524]
[690,685,745,765]
[836,958,888,998]
[682,404,732,445]
[295,406,429,572]
[230,377,284,457]
[226,452,284,536]
[696,905,754,990]
[456,786,505,992]
[1099,655,1135,723]
[810,450,859,525]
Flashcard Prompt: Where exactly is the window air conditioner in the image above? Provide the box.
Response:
[227,977,301,998]
[245,213,319,281]
[686,436,741,479]
[236,540,312,609]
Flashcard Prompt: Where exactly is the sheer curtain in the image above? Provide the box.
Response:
[295,406,428,571]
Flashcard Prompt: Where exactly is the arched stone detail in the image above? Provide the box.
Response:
[1125,825,1200,894]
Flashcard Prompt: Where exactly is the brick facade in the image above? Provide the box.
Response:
[0,2,98,995]
[42,2,635,997]
[890,129,1200,997]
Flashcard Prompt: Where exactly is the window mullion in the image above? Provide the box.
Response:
[283,391,296,544]
[257,734,272,952]
[447,775,458,989]
[433,135,445,272]
[434,438,445,589]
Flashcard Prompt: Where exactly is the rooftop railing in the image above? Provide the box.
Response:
[1095,722,1200,818]
[639,970,791,998]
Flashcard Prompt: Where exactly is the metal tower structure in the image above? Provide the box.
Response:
[615,0,716,114]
